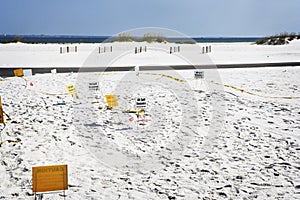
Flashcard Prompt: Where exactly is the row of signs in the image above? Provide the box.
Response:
[13,68,33,77]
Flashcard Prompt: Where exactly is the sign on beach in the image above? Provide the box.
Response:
[88,82,99,91]
[13,68,24,77]
[32,164,68,193]
[66,84,77,95]
[135,97,147,110]
[23,69,32,77]
[194,71,204,79]
[105,94,118,107]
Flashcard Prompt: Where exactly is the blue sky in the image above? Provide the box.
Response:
[0,0,299,37]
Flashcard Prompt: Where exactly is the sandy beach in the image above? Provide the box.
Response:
[0,41,300,199]
[0,40,300,70]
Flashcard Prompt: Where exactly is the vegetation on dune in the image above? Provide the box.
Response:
[109,32,195,44]
[255,32,300,45]
[141,33,169,43]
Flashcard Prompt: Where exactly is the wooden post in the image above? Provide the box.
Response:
[60,47,62,54]
[67,46,69,53]
[170,47,172,54]
[135,47,137,54]
[110,46,112,52]
[75,46,77,53]
[209,45,211,53]
[178,46,180,52]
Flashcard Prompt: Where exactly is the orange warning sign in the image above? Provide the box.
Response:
[32,164,68,193]
[105,94,118,107]
[14,68,24,77]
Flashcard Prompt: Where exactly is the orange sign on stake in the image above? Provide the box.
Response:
[32,164,68,193]
[14,68,24,77]
[105,94,118,107]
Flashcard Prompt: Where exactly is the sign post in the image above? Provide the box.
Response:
[88,82,99,91]
[14,68,24,77]
[66,84,78,98]
[194,71,204,89]
[135,97,147,110]
[32,164,68,199]
[105,94,118,108]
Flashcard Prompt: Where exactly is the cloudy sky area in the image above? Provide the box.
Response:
[0,0,299,37]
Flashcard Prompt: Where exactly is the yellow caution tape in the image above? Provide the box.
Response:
[142,72,186,83]
[213,81,300,100]
[21,77,70,96]
[0,139,21,146]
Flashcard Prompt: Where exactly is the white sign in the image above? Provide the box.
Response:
[23,69,32,77]
[51,69,57,74]
[136,97,147,109]
[194,71,204,79]
[89,82,99,91]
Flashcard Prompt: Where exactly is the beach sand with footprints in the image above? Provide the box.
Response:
[0,42,300,199]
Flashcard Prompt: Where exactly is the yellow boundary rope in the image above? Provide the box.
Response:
[21,77,69,96]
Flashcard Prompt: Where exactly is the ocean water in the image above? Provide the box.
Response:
[0,35,261,44]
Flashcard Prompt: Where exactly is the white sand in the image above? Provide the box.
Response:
[0,41,300,199]
[0,40,300,68]
[0,66,299,199]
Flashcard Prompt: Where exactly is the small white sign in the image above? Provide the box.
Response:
[51,69,57,74]
[89,82,99,91]
[194,71,204,79]
[136,97,147,109]
[23,69,32,77]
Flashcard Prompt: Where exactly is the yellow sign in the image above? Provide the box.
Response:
[66,84,76,95]
[14,68,24,77]
[105,94,118,107]
[32,164,68,193]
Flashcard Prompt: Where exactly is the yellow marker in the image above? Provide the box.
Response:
[32,164,68,193]
[105,94,118,107]
[66,84,77,95]
[137,110,145,115]
[14,68,24,77]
